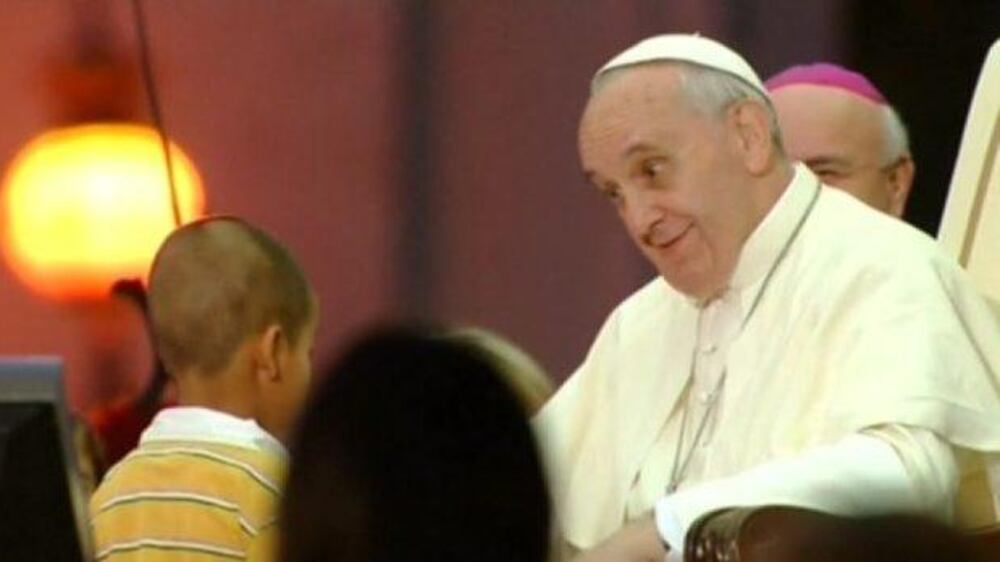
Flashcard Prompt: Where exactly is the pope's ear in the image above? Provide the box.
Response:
[728,100,774,175]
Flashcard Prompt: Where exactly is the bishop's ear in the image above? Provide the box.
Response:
[728,100,775,175]
[886,156,915,218]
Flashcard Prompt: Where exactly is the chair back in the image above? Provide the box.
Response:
[938,38,1000,303]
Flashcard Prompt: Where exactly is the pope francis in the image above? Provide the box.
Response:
[534,34,1000,561]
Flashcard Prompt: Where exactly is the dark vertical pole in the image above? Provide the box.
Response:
[130,0,182,227]
[397,0,436,318]
[726,0,758,55]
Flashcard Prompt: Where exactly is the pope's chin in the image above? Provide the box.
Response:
[643,243,716,301]
[651,251,724,301]
[659,271,714,300]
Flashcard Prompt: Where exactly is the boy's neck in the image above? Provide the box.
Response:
[174,368,257,423]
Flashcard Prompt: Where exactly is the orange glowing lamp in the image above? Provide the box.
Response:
[1,123,205,301]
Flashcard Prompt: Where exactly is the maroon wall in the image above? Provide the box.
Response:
[0,1,842,414]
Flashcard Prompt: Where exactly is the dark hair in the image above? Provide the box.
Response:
[148,216,313,376]
[280,327,552,562]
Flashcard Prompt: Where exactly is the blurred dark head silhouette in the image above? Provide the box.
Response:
[281,326,552,562]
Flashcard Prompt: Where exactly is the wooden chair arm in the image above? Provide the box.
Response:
[684,506,987,562]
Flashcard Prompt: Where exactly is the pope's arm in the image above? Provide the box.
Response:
[573,425,957,562]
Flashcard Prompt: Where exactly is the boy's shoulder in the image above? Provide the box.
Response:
[90,438,286,559]
[93,439,284,511]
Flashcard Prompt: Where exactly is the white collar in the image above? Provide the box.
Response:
[731,163,818,291]
[691,163,818,316]
[140,406,287,459]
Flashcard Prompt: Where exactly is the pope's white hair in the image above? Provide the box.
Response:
[593,61,785,152]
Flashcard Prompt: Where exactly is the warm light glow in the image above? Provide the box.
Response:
[1,123,205,301]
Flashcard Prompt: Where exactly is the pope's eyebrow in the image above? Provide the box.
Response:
[804,156,851,169]
[622,141,656,160]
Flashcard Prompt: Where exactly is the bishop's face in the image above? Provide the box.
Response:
[770,84,910,217]
[578,65,760,301]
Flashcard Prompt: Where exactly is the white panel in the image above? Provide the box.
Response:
[966,150,1000,301]
[938,38,1000,288]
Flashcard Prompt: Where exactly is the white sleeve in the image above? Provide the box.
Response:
[653,426,958,558]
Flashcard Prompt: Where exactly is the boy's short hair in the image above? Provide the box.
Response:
[148,216,313,377]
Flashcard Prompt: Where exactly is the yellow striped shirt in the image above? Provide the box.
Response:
[89,408,286,561]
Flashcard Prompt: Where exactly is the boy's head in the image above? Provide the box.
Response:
[148,216,317,443]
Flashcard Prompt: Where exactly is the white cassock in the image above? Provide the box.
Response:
[535,163,1000,556]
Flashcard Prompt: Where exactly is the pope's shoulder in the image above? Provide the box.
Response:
[802,186,957,277]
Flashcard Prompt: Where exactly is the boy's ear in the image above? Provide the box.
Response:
[255,324,285,382]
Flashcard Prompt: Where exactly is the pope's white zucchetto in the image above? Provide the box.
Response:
[593,33,768,99]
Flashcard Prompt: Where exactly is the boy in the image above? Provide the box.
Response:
[90,216,317,561]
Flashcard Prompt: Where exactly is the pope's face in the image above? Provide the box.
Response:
[770,84,909,216]
[578,65,758,300]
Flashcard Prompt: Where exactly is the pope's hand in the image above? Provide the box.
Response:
[571,516,668,562]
